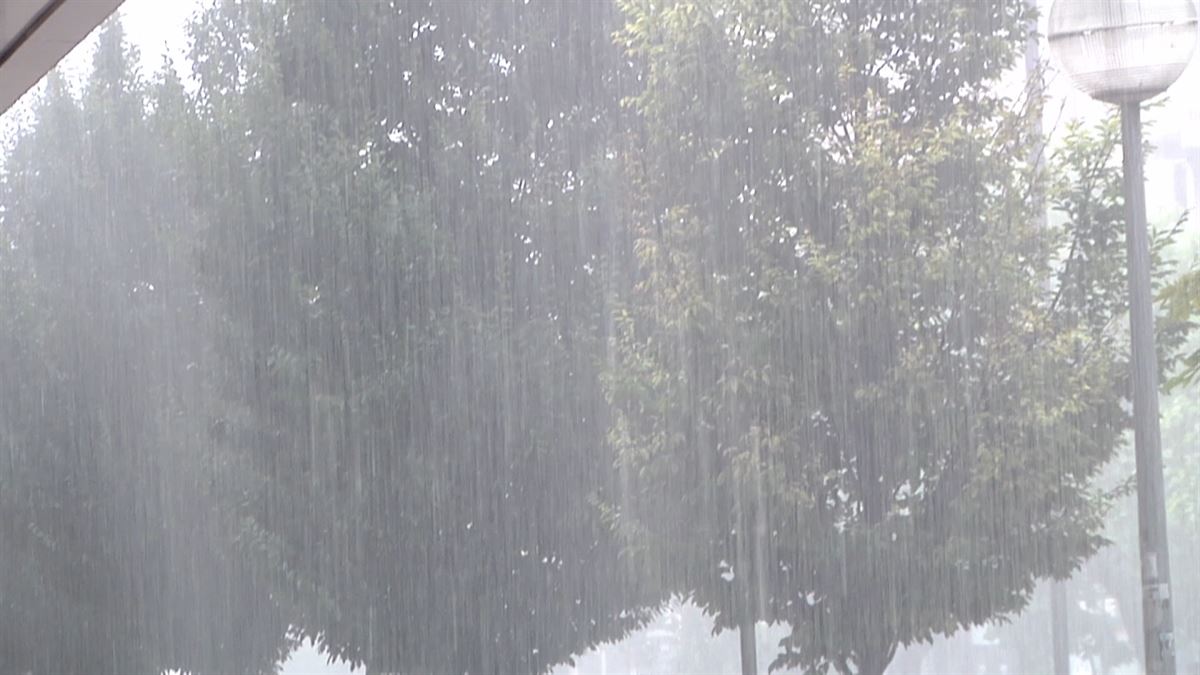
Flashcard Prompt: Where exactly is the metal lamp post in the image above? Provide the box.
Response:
[1048,2,1199,674]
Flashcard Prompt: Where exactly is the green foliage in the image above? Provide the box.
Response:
[1162,268,1200,388]
[603,2,1158,674]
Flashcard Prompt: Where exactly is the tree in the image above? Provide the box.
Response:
[603,1,1144,673]
[182,1,658,672]
[1163,271,1200,388]
[0,20,291,674]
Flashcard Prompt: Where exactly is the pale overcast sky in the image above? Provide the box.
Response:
[120,0,197,74]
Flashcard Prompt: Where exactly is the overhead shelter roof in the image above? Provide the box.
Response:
[0,0,124,114]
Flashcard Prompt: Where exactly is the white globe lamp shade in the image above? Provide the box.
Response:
[1048,0,1199,103]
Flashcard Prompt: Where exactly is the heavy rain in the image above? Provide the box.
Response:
[0,0,1198,674]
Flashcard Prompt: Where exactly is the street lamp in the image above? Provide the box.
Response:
[1048,2,1199,674]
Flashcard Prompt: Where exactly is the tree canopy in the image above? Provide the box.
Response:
[603,2,1149,673]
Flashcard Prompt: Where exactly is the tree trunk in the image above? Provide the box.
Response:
[735,497,758,675]
[855,642,897,675]
[735,512,758,675]
[1051,580,1070,675]
[738,605,758,675]
[733,430,762,675]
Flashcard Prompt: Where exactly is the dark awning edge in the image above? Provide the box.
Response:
[0,0,125,115]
